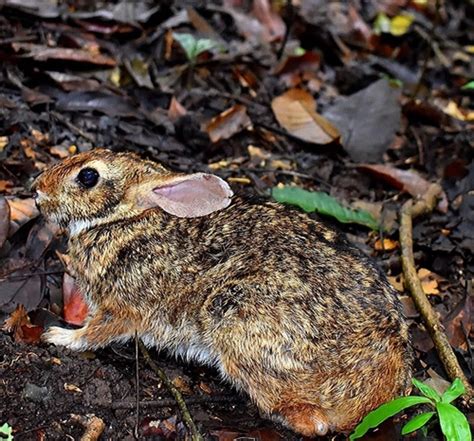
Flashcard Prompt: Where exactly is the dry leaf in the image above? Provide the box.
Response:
[271,89,339,144]
[168,96,187,122]
[0,196,10,249]
[199,381,213,394]
[248,145,271,160]
[442,100,474,121]
[399,295,419,318]
[2,304,43,344]
[0,180,13,192]
[418,268,441,295]
[204,104,252,143]
[252,0,286,42]
[374,238,398,251]
[172,376,193,395]
[444,296,471,351]
[64,383,82,393]
[7,198,40,236]
[0,136,8,152]
[358,164,448,213]
[388,275,404,292]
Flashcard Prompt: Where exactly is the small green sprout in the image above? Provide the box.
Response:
[350,378,471,441]
[172,33,219,64]
[0,423,13,441]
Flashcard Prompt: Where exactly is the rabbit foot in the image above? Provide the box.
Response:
[278,404,330,437]
[42,326,88,351]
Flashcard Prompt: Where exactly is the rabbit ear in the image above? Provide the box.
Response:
[138,173,233,218]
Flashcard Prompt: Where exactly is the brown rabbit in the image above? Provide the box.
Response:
[33,149,412,437]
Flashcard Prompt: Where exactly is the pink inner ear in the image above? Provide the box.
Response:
[152,173,233,218]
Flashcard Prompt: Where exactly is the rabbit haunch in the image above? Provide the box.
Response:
[34,149,412,437]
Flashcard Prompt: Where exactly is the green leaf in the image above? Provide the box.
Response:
[373,12,391,35]
[172,33,217,62]
[412,378,441,402]
[401,411,435,435]
[441,378,466,403]
[436,402,472,441]
[0,423,13,441]
[349,396,433,440]
[461,80,474,90]
[271,187,379,230]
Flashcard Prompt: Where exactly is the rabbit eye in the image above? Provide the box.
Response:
[77,168,99,188]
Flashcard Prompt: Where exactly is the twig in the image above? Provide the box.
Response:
[134,332,140,439]
[399,183,474,403]
[50,111,96,143]
[70,414,105,441]
[105,395,240,409]
[138,339,204,441]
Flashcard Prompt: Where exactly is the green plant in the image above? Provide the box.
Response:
[271,186,379,230]
[350,378,471,441]
[172,33,219,64]
[0,423,13,441]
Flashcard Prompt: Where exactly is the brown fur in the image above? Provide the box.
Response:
[33,149,413,437]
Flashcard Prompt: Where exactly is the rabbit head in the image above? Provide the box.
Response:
[33,149,233,235]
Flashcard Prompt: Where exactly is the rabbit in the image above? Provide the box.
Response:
[33,148,412,437]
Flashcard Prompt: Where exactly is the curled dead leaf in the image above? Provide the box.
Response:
[374,238,399,251]
[271,89,339,144]
[418,268,441,295]
[358,164,448,213]
[2,304,43,344]
[7,198,40,236]
[204,104,252,143]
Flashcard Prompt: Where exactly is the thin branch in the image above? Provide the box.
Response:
[138,339,204,441]
[399,183,474,403]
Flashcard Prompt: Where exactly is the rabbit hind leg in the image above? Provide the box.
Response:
[275,402,330,437]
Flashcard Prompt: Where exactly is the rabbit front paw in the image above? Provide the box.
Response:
[42,326,88,351]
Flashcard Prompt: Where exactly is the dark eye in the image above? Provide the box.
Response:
[77,168,99,188]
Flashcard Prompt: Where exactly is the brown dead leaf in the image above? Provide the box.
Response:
[204,104,252,143]
[358,164,448,213]
[31,128,49,144]
[388,274,404,292]
[274,52,321,87]
[168,96,187,122]
[271,89,340,144]
[199,381,213,394]
[399,295,419,318]
[172,376,193,395]
[2,304,43,344]
[20,138,36,160]
[64,383,82,393]
[0,136,8,152]
[252,0,286,42]
[0,196,10,249]
[7,197,40,236]
[0,180,14,193]
[442,100,474,122]
[12,43,116,67]
[374,238,398,251]
[444,296,471,351]
[63,273,88,325]
[418,268,441,295]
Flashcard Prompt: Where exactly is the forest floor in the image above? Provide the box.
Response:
[0,1,472,440]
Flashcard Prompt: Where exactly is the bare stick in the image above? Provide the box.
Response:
[399,183,473,403]
[138,339,204,441]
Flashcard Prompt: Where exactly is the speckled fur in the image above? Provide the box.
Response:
[34,149,413,437]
